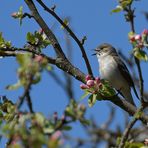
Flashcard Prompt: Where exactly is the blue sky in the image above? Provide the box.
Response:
[0,0,148,147]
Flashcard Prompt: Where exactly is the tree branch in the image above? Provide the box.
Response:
[0,46,86,83]
[119,119,137,148]
[16,72,34,113]
[118,106,143,148]
[24,0,66,59]
[26,90,34,113]
[1,46,148,124]
[102,96,148,125]
[16,79,32,110]
[135,58,144,103]
[0,47,56,64]
[125,5,145,104]
[36,0,93,76]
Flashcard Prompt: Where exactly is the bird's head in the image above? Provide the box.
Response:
[93,43,117,58]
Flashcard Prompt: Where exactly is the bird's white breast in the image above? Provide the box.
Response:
[98,55,117,78]
[98,55,128,89]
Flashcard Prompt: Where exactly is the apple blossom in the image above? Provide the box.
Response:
[134,34,142,41]
[80,84,89,89]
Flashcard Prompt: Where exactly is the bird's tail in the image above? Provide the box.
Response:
[122,88,136,107]
[132,85,140,100]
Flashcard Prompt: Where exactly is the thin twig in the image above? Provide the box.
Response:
[0,47,56,64]
[118,106,144,148]
[16,81,32,109]
[125,5,145,104]
[26,91,34,113]
[118,117,138,148]
[102,96,148,125]
[36,0,93,76]
[16,74,34,112]
[22,12,33,19]
[24,0,86,82]
[135,58,144,103]
[24,0,66,59]
[0,46,86,83]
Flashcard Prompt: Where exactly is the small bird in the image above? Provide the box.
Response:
[94,43,139,106]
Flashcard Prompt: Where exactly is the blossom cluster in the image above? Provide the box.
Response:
[144,138,148,146]
[80,75,102,93]
[129,29,148,49]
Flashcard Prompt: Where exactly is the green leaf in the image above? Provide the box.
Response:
[34,113,45,126]
[0,32,11,48]
[120,0,132,8]
[65,107,75,119]
[5,41,11,48]
[80,90,90,100]
[17,53,32,66]
[100,80,116,97]
[95,93,103,101]
[19,6,23,14]
[134,49,148,61]
[6,81,21,90]
[125,141,144,148]
[18,6,23,26]
[26,32,36,44]
[0,32,5,44]
[62,125,72,131]
[80,119,90,126]
[43,126,54,134]
[26,31,51,49]
[0,111,3,118]
[42,39,51,48]
[111,6,123,13]
[88,94,97,107]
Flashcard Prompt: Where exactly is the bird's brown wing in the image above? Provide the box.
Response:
[114,55,140,100]
[114,55,134,87]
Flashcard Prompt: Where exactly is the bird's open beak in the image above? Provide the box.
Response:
[91,49,97,56]
[91,53,96,56]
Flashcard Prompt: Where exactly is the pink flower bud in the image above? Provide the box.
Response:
[51,131,62,140]
[34,55,43,63]
[134,34,141,41]
[95,77,100,84]
[85,75,91,81]
[86,80,95,87]
[144,138,148,145]
[11,12,18,18]
[80,84,89,89]
[142,29,148,35]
